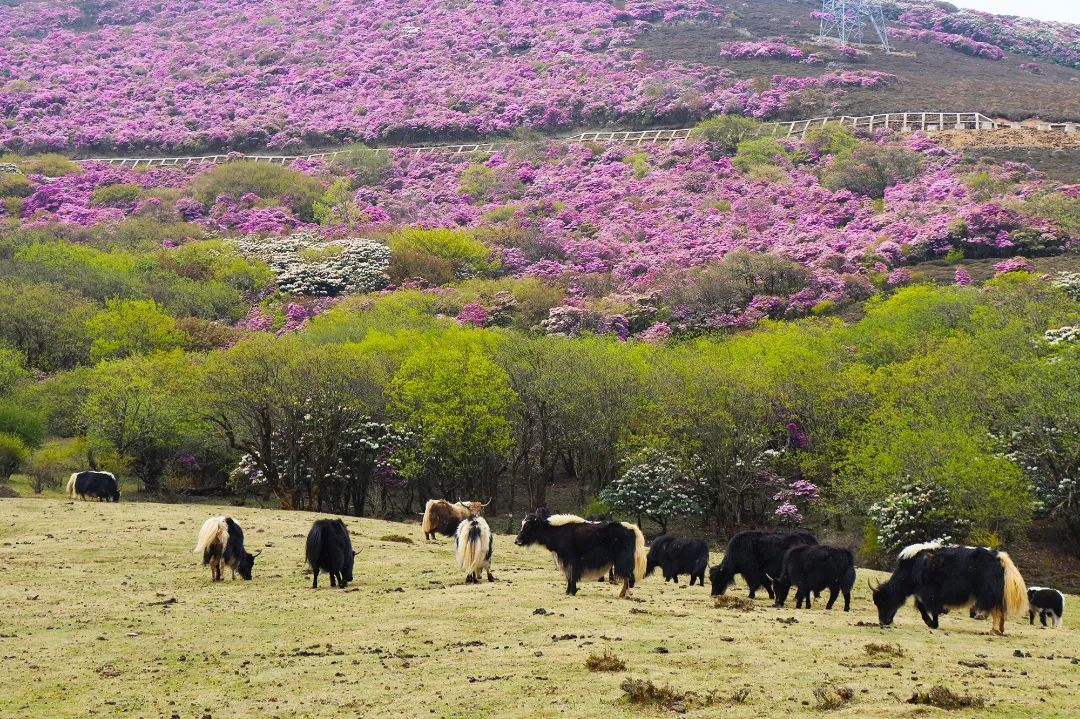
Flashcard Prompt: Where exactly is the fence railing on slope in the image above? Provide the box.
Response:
[74,114,1076,167]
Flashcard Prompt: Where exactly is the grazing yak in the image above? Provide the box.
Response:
[66,471,120,502]
[421,499,489,541]
[710,530,818,598]
[871,541,1028,635]
[306,519,357,589]
[646,535,709,587]
[771,544,855,611]
[1027,586,1065,628]
[193,516,259,581]
[515,509,647,598]
[455,515,495,584]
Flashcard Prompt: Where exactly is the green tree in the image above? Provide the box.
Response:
[0,281,97,370]
[693,115,761,154]
[189,161,325,221]
[0,345,29,395]
[390,341,515,504]
[87,298,188,362]
[821,143,923,199]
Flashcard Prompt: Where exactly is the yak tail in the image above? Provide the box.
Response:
[998,551,1028,617]
[457,519,490,575]
[66,473,78,498]
[421,499,437,535]
[194,517,227,564]
[622,522,647,581]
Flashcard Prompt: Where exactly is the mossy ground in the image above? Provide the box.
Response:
[1,498,1076,718]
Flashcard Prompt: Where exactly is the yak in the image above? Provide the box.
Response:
[193,516,258,581]
[871,541,1028,635]
[515,509,647,598]
[455,515,495,584]
[421,499,489,541]
[710,530,818,598]
[306,519,357,589]
[1027,586,1065,628]
[646,535,709,587]
[771,544,855,611]
[66,471,120,502]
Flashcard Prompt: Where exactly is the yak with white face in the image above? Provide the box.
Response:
[515,509,646,598]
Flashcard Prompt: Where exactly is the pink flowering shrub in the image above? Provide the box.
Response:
[993,256,1034,275]
[719,40,806,60]
[954,268,973,286]
[456,302,489,327]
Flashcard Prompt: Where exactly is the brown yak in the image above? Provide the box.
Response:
[421,499,489,541]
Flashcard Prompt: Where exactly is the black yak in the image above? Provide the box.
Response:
[514,509,646,598]
[66,471,120,502]
[871,541,1028,635]
[193,516,258,581]
[646,535,709,586]
[710,530,818,598]
[306,519,356,589]
[421,499,488,541]
[771,544,855,610]
[455,515,495,584]
[1027,586,1065,628]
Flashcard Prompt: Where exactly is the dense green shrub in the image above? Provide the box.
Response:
[733,137,792,172]
[87,298,188,362]
[693,115,761,154]
[330,144,392,187]
[821,144,923,199]
[90,183,142,207]
[0,345,29,395]
[0,401,46,449]
[0,153,80,177]
[458,163,499,201]
[388,228,494,280]
[803,124,857,158]
[189,161,325,220]
[13,241,144,301]
[0,173,33,198]
[0,432,29,481]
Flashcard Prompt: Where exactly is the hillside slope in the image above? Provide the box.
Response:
[1,0,1077,153]
[1,498,1077,718]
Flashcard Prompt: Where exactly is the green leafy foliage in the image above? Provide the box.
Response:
[189,161,325,221]
[388,228,494,281]
[693,115,761,154]
[733,137,791,173]
[89,183,142,207]
[87,298,188,362]
[821,143,923,199]
[0,432,29,481]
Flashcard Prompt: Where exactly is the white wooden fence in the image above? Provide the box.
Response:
[75,113,1076,167]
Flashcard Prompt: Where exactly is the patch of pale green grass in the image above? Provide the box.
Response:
[0,498,1076,718]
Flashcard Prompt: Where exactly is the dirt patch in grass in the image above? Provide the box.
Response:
[812,684,855,710]
[865,642,905,658]
[379,533,414,544]
[907,685,986,710]
[713,595,754,611]
[584,650,626,672]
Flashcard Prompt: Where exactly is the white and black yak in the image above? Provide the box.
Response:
[455,514,495,584]
[1027,586,1065,628]
[871,541,1028,635]
[514,509,647,598]
[709,530,818,598]
[771,544,855,611]
[646,535,709,586]
[306,518,357,589]
[421,499,489,541]
[66,471,120,502]
[193,516,259,581]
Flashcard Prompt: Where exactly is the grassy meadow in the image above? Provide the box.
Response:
[0,497,1076,719]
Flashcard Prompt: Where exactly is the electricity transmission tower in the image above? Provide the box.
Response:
[819,0,891,52]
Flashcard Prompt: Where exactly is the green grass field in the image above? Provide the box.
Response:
[1,498,1076,719]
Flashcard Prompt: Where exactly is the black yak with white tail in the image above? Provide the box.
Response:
[193,516,258,581]
[514,509,646,598]
[306,519,356,589]
[646,535,709,586]
[66,471,120,502]
[1027,586,1065,628]
[871,541,1028,635]
[772,544,855,611]
[455,515,495,583]
[710,530,817,598]
[421,499,488,541]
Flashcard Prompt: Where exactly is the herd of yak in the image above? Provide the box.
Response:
[67,476,1067,634]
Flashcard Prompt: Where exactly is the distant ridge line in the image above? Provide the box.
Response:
[76,112,1078,167]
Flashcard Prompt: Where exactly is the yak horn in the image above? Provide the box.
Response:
[481,498,492,507]
[253,549,263,557]
[867,579,880,592]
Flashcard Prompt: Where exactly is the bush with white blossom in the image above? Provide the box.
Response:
[232,230,389,296]
[600,449,706,532]
[868,480,970,556]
